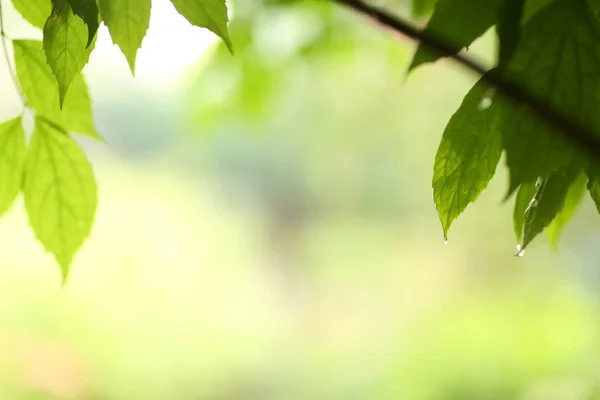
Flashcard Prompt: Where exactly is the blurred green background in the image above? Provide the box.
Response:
[0,0,600,399]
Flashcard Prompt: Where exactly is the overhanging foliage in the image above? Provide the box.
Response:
[0,0,597,279]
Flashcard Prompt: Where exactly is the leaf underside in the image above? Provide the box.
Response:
[23,118,97,280]
[43,3,96,106]
[433,73,502,239]
[98,0,152,74]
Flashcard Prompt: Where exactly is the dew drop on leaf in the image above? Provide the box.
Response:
[478,97,492,110]
[528,198,538,208]
[536,177,544,188]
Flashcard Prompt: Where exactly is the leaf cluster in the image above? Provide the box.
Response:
[423,0,600,252]
[1,0,232,280]
[1,0,599,280]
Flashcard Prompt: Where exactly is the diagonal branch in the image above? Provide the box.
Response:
[331,0,600,162]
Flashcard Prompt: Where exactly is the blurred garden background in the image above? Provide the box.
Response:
[0,0,600,398]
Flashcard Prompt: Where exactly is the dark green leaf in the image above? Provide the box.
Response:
[545,172,586,249]
[12,0,52,29]
[496,0,525,66]
[499,0,600,195]
[586,164,600,213]
[588,0,600,19]
[513,180,537,244]
[520,165,580,250]
[409,0,502,70]
[23,118,97,279]
[411,0,437,19]
[43,3,96,106]
[98,0,151,74]
[432,75,502,239]
[66,0,100,47]
[14,40,100,140]
[170,0,233,53]
[0,117,26,218]
[522,0,554,21]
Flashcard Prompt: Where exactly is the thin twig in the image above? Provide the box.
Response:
[0,0,27,107]
[332,0,600,162]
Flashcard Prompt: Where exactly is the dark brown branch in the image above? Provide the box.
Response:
[331,0,600,162]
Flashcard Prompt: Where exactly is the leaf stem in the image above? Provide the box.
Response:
[331,0,600,162]
[0,0,27,108]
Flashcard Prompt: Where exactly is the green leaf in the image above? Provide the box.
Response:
[432,75,502,239]
[499,0,600,195]
[169,0,233,53]
[522,0,554,21]
[409,0,502,70]
[588,180,600,213]
[496,0,525,66]
[586,165,600,213]
[412,0,437,19]
[513,180,537,244]
[588,0,600,19]
[12,0,52,29]
[545,172,586,249]
[43,3,96,106]
[14,40,100,140]
[520,166,580,250]
[0,117,26,218]
[23,118,97,279]
[66,0,100,47]
[98,0,151,74]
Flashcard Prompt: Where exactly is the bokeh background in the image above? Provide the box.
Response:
[0,0,600,399]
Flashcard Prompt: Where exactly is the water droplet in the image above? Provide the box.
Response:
[528,198,538,208]
[478,97,492,110]
[444,240,448,246]
[517,249,525,257]
[535,177,543,187]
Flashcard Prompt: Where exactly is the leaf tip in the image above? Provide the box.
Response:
[56,256,72,285]
[223,35,234,55]
[126,55,137,77]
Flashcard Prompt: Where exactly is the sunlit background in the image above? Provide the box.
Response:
[0,0,600,399]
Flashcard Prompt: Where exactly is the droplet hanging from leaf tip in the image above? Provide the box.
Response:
[444,239,448,246]
[515,244,525,257]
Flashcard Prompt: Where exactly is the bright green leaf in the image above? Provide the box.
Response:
[23,118,97,279]
[12,0,52,29]
[66,0,100,47]
[43,3,96,106]
[409,0,502,70]
[14,40,100,140]
[496,0,525,66]
[0,117,26,218]
[98,0,151,74]
[513,180,537,244]
[545,172,586,249]
[500,0,600,195]
[520,166,580,250]
[170,0,233,53]
[432,75,502,239]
